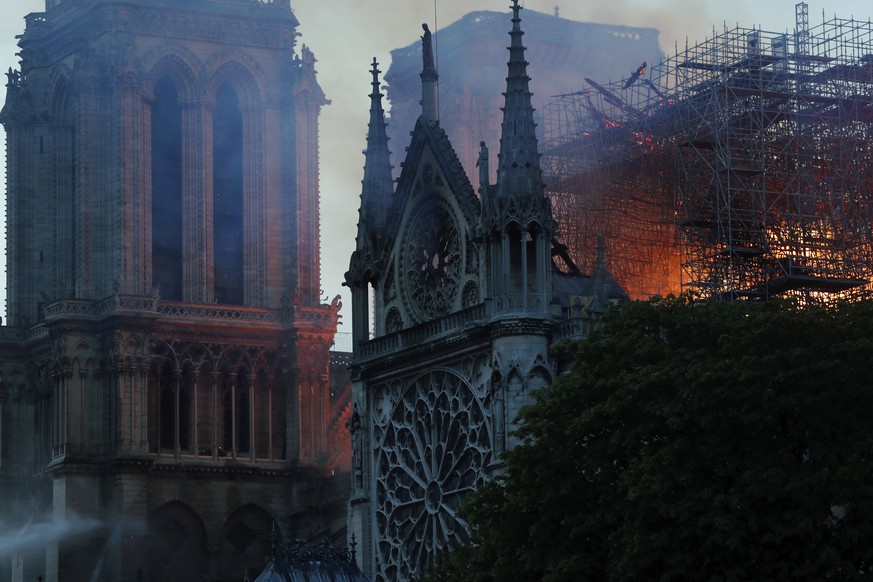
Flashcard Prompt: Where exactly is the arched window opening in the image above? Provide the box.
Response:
[213,83,244,305]
[179,367,193,452]
[151,77,183,301]
[255,370,270,458]
[506,224,524,294]
[271,375,286,460]
[157,362,191,453]
[236,370,251,454]
[526,225,540,292]
[158,364,175,451]
[221,369,234,454]
[196,367,212,455]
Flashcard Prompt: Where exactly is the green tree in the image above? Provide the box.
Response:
[434,297,873,581]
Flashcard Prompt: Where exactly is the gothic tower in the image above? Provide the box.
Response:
[346,2,627,580]
[0,1,344,581]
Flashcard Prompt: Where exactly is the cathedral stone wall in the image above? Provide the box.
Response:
[0,2,348,581]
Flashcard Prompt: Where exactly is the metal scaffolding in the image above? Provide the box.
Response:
[543,4,873,303]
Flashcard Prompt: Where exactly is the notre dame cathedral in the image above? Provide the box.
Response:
[0,1,348,581]
[345,2,627,580]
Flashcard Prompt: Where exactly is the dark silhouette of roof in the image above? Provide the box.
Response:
[253,535,370,582]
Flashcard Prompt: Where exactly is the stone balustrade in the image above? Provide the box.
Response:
[358,305,487,359]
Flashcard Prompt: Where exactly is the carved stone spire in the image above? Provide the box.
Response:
[484,1,554,314]
[420,23,439,123]
[356,57,394,249]
[495,0,544,200]
[589,235,629,313]
[346,58,391,347]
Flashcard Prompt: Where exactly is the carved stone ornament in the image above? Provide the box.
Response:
[401,202,461,322]
[374,370,491,579]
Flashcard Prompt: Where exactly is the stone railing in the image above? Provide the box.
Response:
[294,304,338,326]
[43,299,98,319]
[0,327,25,342]
[552,317,591,342]
[99,294,159,315]
[42,295,288,325]
[0,324,48,344]
[358,305,486,360]
[26,324,49,341]
[491,293,548,313]
[0,327,21,341]
[24,13,49,28]
[157,301,283,323]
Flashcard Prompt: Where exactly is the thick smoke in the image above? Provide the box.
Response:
[567,0,726,53]
[0,514,103,555]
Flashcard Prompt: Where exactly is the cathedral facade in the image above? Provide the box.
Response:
[0,1,346,581]
[345,3,627,580]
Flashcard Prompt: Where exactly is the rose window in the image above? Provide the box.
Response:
[374,370,491,580]
[402,203,462,322]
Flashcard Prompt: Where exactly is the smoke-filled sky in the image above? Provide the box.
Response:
[1,1,871,331]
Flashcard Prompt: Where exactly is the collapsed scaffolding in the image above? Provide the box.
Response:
[542,4,873,302]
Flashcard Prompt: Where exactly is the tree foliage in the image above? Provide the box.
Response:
[432,297,873,581]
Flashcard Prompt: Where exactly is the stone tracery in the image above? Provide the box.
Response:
[401,203,462,322]
[374,370,491,580]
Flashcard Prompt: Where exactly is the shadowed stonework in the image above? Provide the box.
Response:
[0,1,350,580]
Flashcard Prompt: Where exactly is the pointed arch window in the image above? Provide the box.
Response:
[236,370,251,455]
[219,365,252,457]
[506,223,524,294]
[213,83,245,305]
[51,79,77,300]
[157,363,191,453]
[151,77,183,301]
[254,370,270,458]
[158,364,174,450]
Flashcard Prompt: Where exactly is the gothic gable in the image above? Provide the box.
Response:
[373,119,483,333]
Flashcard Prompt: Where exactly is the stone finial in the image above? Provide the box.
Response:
[495,0,545,200]
[419,23,439,123]
[477,141,490,194]
[421,24,436,75]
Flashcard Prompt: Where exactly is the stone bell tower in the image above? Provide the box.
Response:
[0,1,347,581]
